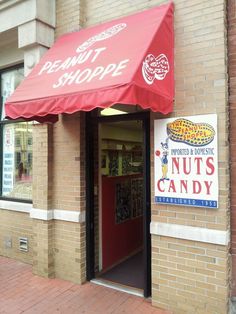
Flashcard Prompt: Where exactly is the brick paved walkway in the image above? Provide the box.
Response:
[0,256,171,314]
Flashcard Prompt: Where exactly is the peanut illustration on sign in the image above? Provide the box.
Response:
[167,118,215,146]
[76,23,127,52]
[155,118,216,182]
[142,53,169,85]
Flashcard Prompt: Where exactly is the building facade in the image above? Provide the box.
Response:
[0,0,234,313]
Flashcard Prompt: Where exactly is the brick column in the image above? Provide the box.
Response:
[32,124,54,278]
[50,113,86,284]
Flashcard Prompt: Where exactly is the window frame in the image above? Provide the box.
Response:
[0,63,32,204]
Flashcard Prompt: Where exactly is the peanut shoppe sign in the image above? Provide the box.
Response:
[154,114,218,208]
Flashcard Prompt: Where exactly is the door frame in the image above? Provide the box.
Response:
[85,111,151,297]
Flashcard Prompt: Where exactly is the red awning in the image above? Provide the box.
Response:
[5,2,174,122]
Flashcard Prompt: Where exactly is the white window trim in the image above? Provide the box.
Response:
[0,199,31,213]
[0,200,85,223]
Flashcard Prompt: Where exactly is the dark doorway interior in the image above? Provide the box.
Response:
[97,120,144,291]
[86,112,151,297]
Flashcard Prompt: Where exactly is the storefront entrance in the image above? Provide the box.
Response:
[85,111,151,297]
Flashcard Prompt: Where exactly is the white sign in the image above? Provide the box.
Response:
[154,114,218,208]
[2,125,15,195]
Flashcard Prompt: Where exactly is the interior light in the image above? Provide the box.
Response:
[100,108,128,116]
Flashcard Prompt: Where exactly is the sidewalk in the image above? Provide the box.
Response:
[0,256,170,314]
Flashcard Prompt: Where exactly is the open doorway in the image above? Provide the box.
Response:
[86,112,151,297]
[98,120,144,291]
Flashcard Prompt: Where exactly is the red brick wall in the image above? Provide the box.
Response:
[229,0,236,297]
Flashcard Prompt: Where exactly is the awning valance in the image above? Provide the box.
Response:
[5,2,174,122]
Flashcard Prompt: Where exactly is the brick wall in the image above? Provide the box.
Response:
[31,114,86,282]
[33,124,53,210]
[149,0,229,312]
[53,220,86,284]
[0,210,33,264]
[55,0,85,37]
[32,220,54,278]
[152,236,229,313]
[228,0,236,297]
[32,124,54,277]
[52,113,84,211]
[85,0,167,27]
[51,113,86,283]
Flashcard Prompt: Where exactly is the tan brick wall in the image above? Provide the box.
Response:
[33,124,53,210]
[149,0,228,230]
[32,220,54,278]
[32,123,54,277]
[0,210,33,264]
[32,114,86,282]
[55,0,85,38]
[53,220,86,284]
[149,0,229,312]
[152,236,229,314]
[85,0,168,27]
[51,113,85,212]
[228,0,236,298]
[51,113,86,282]
[31,112,86,281]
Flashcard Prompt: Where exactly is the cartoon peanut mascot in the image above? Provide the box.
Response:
[155,137,169,181]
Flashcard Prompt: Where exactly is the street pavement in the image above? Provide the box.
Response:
[0,256,171,314]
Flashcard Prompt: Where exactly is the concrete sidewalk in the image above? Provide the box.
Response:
[0,256,170,314]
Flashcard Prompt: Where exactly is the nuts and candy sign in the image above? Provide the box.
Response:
[154,114,218,208]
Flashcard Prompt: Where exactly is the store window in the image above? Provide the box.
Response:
[0,66,32,201]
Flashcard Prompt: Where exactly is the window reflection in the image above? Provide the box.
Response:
[1,68,24,120]
[2,123,32,200]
